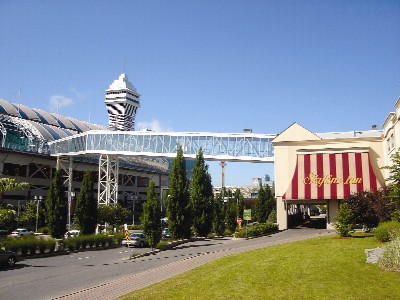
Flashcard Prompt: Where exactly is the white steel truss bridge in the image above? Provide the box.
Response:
[49,130,276,162]
[48,130,276,206]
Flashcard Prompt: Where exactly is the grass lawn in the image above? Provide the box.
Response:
[118,233,400,300]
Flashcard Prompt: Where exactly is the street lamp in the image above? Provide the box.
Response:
[68,191,75,232]
[131,194,138,225]
[34,196,43,233]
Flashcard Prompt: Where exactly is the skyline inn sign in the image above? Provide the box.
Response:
[303,173,363,187]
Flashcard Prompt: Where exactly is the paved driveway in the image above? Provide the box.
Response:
[0,228,334,300]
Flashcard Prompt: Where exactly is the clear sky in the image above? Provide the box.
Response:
[1,1,399,187]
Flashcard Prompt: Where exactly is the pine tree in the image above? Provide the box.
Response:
[166,146,191,239]
[385,149,400,201]
[190,148,214,237]
[234,188,245,220]
[213,194,225,236]
[255,186,269,223]
[143,181,161,249]
[45,169,67,238]
[75,170,97,234]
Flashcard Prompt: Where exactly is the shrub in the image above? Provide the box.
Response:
[334,203,353,237]
[375,221,400,242]
[267,210,277,223]
[223,229,232,236]
[391,209,400,222]
[155,240,169,250]
[37,238,47,254]
[64,236,78,251]
[378,237,400,272]
[38,227,50,235]
[207,233,215,239]
[113,232,124,244]
[234,222,279,238]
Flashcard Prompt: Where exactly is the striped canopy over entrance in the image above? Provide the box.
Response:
[282,150,381,200]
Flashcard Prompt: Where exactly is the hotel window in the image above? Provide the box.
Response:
[388,133,395,153]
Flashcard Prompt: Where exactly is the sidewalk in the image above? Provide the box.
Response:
[52,229,334,300]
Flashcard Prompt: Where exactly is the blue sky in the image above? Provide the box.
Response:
[1,1,399,186]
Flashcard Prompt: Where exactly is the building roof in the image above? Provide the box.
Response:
[0,98,106,142]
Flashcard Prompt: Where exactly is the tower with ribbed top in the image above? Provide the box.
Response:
[105,73,141,131]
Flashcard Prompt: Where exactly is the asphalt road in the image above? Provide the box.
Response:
[0,228,334,300]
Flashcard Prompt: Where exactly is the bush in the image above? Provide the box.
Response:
[334,203,353,237]
[234,222,279,238]
[37,227,50,235]
[155,240,169,250]
[378,237,400,272]
[267,210,277,223]
[113,232,124,244]
[391,209,400,222]
[375,221,400,242]
[223,229,232,236]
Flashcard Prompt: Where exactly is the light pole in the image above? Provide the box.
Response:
[68,191,75,232]
[131,194,138,225]
[34,196,43,233]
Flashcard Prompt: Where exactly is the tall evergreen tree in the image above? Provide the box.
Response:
[255,185,275,223]
[225,198,238,233]
[255,186,268,222]
[45,169,67,238]
[384,149,400,202]
[190,148,214,237]
[142,181,161,249]
[166,146,191,239]
[75,170,97,234]
[213,194,225,236]
[234,188,245,220]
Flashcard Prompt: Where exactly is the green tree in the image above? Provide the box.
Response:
[334,202,353,237]
[166,146,191,239]
[142,181,161,249]
[0,178,30,204]
[234,188,245,220]
[0,208,16,225]
[213,194,225,236]
[75,170,97,234]
[255,185,275,223]
[98,204,130,229]
[17,201,37,229]
[385,149,400,201]
[225,197,238,233]
[255,186,268,222]
[190,148,214,237]
[45,169,67,238]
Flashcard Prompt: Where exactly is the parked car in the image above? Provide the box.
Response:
[64,230,80,238]
[122,232,148,247]
[11,228,33,237]
[162,227,171,239]
[0,248,19,268]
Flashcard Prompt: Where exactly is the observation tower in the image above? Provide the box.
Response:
[105,73,141,131]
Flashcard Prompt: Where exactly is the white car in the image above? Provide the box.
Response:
[122,232,148,247]
[64,230,80,238]
[11,228,32,237]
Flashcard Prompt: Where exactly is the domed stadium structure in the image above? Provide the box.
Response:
[0,74,169,224]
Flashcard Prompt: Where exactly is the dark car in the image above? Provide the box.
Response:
[0,248,19,268]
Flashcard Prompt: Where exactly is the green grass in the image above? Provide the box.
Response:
[118,234,400,300]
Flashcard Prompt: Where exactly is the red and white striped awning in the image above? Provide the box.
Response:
[282,151,381,200]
